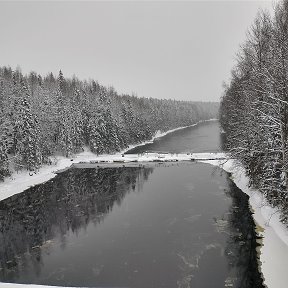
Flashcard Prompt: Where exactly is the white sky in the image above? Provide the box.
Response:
[0,1,275,101]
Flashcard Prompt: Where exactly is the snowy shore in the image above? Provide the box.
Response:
[1,118,288,288]
[201,158,288,288]
[0,119,217,202]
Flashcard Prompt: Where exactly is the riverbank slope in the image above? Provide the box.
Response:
[202,158,288,288]
[0,119,217,202]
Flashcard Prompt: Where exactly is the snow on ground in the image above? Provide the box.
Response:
[4,119,288,288]
[0,119,218,202]
[0,149,225,202]
[202,157,288,288]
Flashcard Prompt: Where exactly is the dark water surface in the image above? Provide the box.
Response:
[0,121,264,288]
[125,120,221,154]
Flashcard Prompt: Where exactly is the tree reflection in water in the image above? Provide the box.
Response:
[223,174,264,288]
[0,165,264,287]
[0,166,153,281]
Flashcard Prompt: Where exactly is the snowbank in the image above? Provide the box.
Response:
[13,119,288,288]
[1,117,287,288]
[201,157,288,288]
[0,119,218,202]
[0,150,224,203]
[2,152,287,288]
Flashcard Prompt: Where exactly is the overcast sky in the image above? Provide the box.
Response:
[0,1,275,102]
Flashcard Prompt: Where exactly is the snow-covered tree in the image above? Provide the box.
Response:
[0,65,218,180]
[12,77,42,171]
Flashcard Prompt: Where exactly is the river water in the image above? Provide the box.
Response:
[126,120,221,154]
[0,121,264,287]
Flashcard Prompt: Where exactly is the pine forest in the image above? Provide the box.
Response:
[220,0,288,223]
[0,66,219,180]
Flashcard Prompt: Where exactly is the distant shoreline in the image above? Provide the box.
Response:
[0,119,218,203]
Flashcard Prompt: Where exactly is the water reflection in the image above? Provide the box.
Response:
[0,167,153,282]
[223,175,264,287]
[0,164,264,288]
[220,131,227,151]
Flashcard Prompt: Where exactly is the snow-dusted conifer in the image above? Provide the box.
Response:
[12,77,42,171]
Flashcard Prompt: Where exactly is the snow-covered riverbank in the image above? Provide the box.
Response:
[2,119,287,288]
[201,158,288,288]
[0,119,217,202]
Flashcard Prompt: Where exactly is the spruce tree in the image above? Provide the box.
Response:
[13,77,42,171]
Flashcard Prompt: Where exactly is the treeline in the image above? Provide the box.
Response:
[0,66,218,179]
[220,0,288,222]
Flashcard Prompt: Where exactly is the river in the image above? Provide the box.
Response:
[126,120,221,154]
[0,121,264,288]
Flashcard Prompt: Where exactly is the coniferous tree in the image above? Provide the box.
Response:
[12,78,42,171]
[220,0,288,220]
[0,66,219,180]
